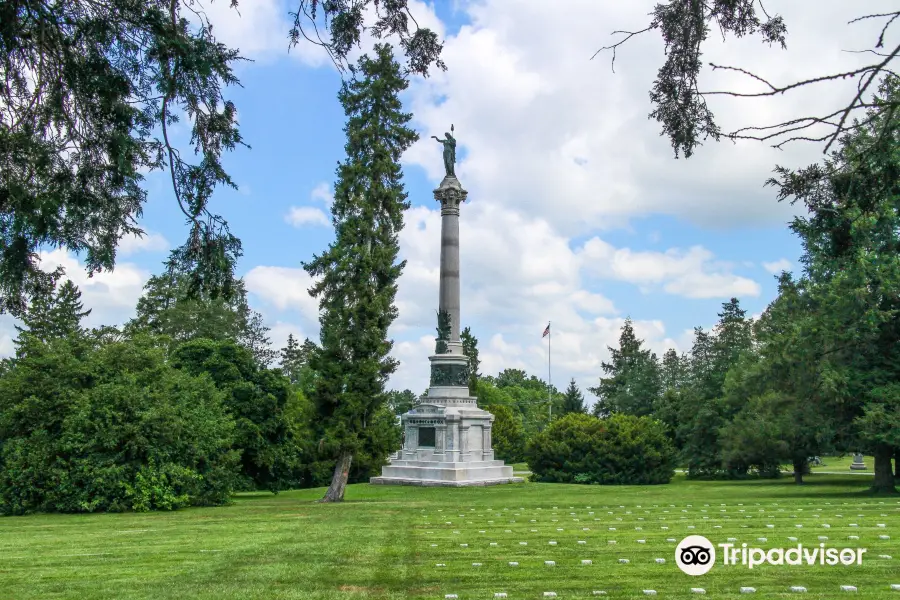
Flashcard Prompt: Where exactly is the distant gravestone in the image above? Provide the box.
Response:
[850,454,867,470]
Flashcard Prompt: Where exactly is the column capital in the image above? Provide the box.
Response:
[434,176,468,215]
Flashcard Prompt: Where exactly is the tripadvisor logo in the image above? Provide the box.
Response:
[675,535,868,575]
[676,535,716,575]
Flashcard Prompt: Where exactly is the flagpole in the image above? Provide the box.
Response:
[548,321,552,422]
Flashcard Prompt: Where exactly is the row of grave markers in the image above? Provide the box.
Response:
[442,583,900,598]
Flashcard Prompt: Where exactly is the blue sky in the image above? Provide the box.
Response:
[2,0,896,402]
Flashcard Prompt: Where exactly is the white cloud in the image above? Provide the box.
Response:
[310,182,333,207]
[285,206,330,227]
[244,266,321,319]
[402,0,896,234]
[195,0,329,67]
[762,258,793,274]
[579,237,760,299]
[117,231,169,256]
[285,182,334,227]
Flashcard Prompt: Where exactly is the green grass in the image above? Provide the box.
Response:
[1,474,899,599]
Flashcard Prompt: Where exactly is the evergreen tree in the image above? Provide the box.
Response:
[560,378,586,415]
[279,334,305,385]
[767,75,900,492]
[461,326,481,395]
[128,269,274,366]
[14,279,91,356]
[589,318,661,417]
[303,44,417,502]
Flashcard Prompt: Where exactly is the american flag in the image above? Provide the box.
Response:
[542,323,550,338]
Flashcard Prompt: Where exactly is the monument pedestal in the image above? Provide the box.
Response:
[371,347,522,486]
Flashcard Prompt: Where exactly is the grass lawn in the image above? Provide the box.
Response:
[1,474,898,599]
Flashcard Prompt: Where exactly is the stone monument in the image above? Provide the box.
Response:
[850,453,867,471]
[371,126,522,487]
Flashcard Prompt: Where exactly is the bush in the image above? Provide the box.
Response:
[526,412,676,485]
[170,339,306,492]
[0,335,239,514]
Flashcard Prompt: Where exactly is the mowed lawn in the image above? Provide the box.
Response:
[1,475,898,599]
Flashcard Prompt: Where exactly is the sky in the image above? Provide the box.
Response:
[1,0,897,403]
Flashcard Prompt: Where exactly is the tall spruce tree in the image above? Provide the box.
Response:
[560,378,586,415]
[589,318,661,417]
[303,44,417,502]
[14,279,91,356]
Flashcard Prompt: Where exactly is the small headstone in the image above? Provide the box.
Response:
[543,593,557,598]
[758,538,767,542]
[619,558,630,564]
[818,536,828,541]
[472,562,482,567]
[692,589,706,594]
[643,591,657,596]
[848,536,859,540]
[890,584,900,591]
[460,543,468,547]
[545,561,556,566]
[435,563,446,567]
[879,555,892,559]
[637,539,646,544]
[880,535,891,540]
[593,592,607,596]
[508,561,518,566]
[549,541,556,545]
[667,538,677,542]
[878,523,887,528]
[608,540,617,544]
[767,524,775,528]
[519,541,527,546]
[823,524,831,528]
[494,594,508,598]
[740,587,756,594]
[841,585,858,592]
[578,540,587,544]
[788,537,798,542]
[655,558,666,564]
[790,586,807,593]
[582,559,592,565]
[445,595,458,599]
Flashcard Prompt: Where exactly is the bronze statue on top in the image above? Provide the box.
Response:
[431,124,457,178]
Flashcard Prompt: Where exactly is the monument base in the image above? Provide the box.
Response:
[371,459,523,487]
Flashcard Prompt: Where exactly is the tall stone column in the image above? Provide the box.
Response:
[434,177,468,344]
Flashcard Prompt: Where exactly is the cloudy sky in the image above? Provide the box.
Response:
[2,0,896,403]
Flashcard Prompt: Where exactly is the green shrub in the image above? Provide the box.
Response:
[526,412,676,485]
[0,335,239,514]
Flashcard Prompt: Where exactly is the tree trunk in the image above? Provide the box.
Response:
[871,445,897,494]
[321,451,353,503]
[793,458,806,484]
